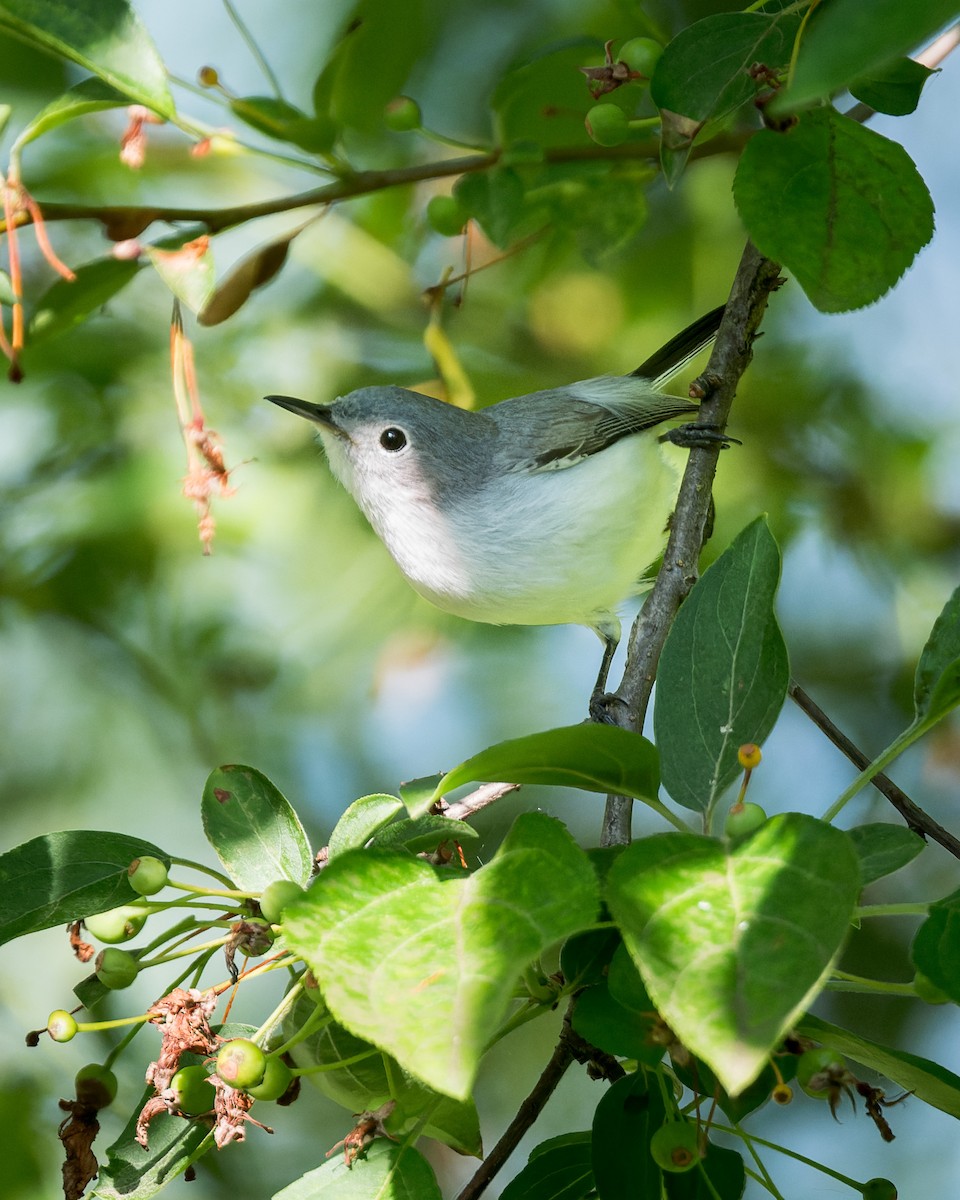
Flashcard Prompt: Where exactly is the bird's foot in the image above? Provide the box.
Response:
[661,423,740,450]
[589,690,627,725]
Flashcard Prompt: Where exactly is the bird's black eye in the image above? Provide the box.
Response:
[379,427,407,451]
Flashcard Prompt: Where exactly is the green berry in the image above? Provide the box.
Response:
[84,904,148,944]
[585,103,629,147]
[48,1010,79,1043]
[725,802,767,839]
[913,971,951,1004]
[796,1047,845,1098]
[426,194,467,237]
[259,879,305,924]
[127,855,168,896]
[216,1038,266,1089]
[95,947,140,990]
[617,37,663,79]
[75,1063,118,1107]
[245,1055,294,1101]
[384,95,421,132]
[863,1180,898,1200]
[170,1064,217,1115]
[649,1120,702,1173]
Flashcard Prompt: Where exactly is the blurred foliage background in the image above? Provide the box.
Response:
[2,1,960,1197]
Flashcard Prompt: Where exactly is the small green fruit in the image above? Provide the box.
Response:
[259,880,305,924]
[170,1064,217,1115]
[84,904,148,944]
[617,37,663,79]
[649,1120,702,1173]
[426,194,468,237]
[384,96,422,131]
[48,1010,79,1043]
[585,103,629,147]
[863,1179,898,1200]
[245,1055,294,1101]
[725,802,767,838]
[796,1047,845,1098]
[127,855,168,896]
[75,1063,118,1107]
[95,947,140,990]
[216,1038,267,1089]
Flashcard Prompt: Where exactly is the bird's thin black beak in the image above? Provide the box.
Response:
[265,394,344,435]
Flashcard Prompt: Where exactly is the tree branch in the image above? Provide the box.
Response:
[600,242,783,846]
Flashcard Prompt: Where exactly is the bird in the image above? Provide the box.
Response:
[266,305,729,709]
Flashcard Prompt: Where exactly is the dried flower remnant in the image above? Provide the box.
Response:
[326,1101,397,1166]
[579,40,643,98]
[58,1095,101,1200]
[211,1077,274,1148]
[119,105,164,169]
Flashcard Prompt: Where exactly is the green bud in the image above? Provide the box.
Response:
[426,194,468,237]
[384,96,422,132]
[95,947,140,990]
[649,1120,702,1173]
[617,37,663,79]
[725,802,767,839]
[245,1055,294,1101]
[170,1064,217,1115]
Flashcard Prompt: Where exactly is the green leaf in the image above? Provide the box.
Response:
[776,0,959,113]
[199,227,304,327]
[431,724,660,810]
[273,1138,441,1200]
[500,1132,594,1200]
[370,814,480,855]
[559,928,621,989]
[733,107,935,312]
[12,76,131,152]
[606,814,861,1096]
[591,1072,665,1200]
[28,257,142,343]
[846,823,925,886]
[0,0,174,117]
[201,764,312,890]
[94,1090,212,1199]
[914,584,960,726]
[492,38,599,150]
[399,774,443,817]
[229,96,334,153]
[673,1054,794,1124]
[664,1143,746,1200]
[327,793,404,858]
[454,168,531,248]
[0,267,14,305]
[0,830,167,947]
[282,812,598,1099]
[571,983,665,1065]
[797,1012,960,1117]
[911,888,960,1003]
[145,236,215,314]
[849,57,937,117]
[654,516,788,812]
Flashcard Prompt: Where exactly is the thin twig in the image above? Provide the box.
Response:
[599,242,783,845]
[789,680,960,859]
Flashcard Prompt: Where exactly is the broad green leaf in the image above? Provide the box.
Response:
[655,516,788,813]
[327,794,404,858]
[399,774,442,817]
[273,1138,441,1200]
[571,983,665,1065]
[95,1090,212,1200]
[282,812,599,1098]
[914,584,960,726]
[849,58,937,117]
[500,1132,594,1200]
[0,0,174,118]
[370,814,479,855]
[846,823,925,886]
[493,38,599,150]
[606,814,861,1095]
[775,0,959,113]
[229,97,335,154]
[28,257,142,343]
[431,724,660,811]
[910,888,960,1003]
[454,167,531,248]
[592,1072,665,1200]
[606,942,652,1013]
[797,1013,960,1117]
[664,1143,746,1200]
[201,764,312,890]
[146,236,215,314]
[672,1054,796,1124]
[12,76,130,152]
[733,107,934,312]
[199,227,304,326]
[559,928,621,989]
[0,830,167,947]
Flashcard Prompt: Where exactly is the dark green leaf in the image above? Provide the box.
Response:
[673,1055,793,1123]
[911,888,960,1003]
[95,1089,212,1199]
[282,812,598,1099]
[370,814,479,854]
[655,516,788,812]
[849,57,937,116]
[665,1143,746,1200]
[0,0,174,117]
[797,1012,960,1117]
[606,815,861,1095]
[572,983,665,1065]
[733,107,935,312]
[493,38,599,150]
[229,97,334,153]
[327,793,404,858]
[454,168,530,248]
[776,0,959,113]
[0,831,167,947]
[500,1132,594,1200]
[432,724,660,810]
[847,823,925,886]
[559,928,621,989]
[201,764,312,890]
[606,942,652,1013]
[28,257,142,343]
[273,1138,441,1199]
[914,585,960,725]
[591,1071,665,1200]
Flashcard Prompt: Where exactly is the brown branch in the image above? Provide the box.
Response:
[789,680,960,859]
[600,242,784,845]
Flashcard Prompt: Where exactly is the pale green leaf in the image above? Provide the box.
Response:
[327,794,403,859]
[272,1138,441,1200]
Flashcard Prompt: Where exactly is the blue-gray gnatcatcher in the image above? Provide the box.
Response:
[266,306,729,704]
